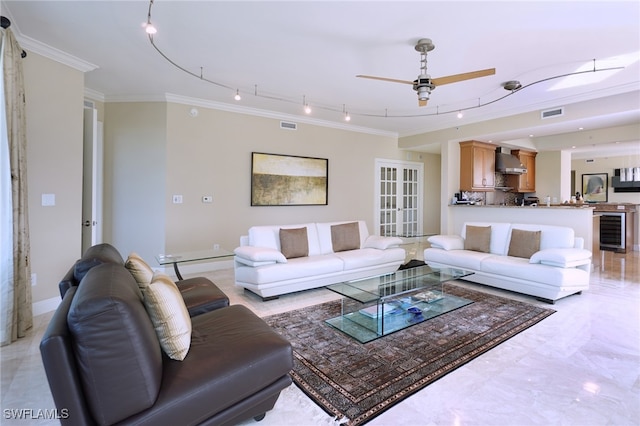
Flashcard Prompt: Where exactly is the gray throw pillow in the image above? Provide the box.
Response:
[331,222,360,252]
[464,225,491,253]
[508,229,541,258]
[279,227,309,259]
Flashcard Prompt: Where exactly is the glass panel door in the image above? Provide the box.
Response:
[375,159,423,237]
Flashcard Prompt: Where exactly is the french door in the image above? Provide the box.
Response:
[375,159,423,237]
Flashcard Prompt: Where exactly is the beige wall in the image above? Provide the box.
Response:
[24,53,84,304]
[162,103,411,254]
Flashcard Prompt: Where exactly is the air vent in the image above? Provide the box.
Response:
[83,100,95,108]
[280,121,297,130]
[541,107,564,119]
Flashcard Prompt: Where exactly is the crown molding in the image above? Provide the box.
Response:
[16,34,98,72]
[164,93,399,138]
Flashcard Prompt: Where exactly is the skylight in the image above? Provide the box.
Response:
[548,52,639,91]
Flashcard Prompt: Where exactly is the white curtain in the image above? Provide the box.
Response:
[1,26,32,346]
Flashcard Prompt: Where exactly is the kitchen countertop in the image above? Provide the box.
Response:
[450,204,595,209]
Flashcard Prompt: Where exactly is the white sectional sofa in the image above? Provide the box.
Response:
[423,222,592,303]
[234,220,405,299]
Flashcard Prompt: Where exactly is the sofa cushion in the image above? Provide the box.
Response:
[73,243,124,283]
[125,252,154,287]
[143,272,192,361]
[480,255,588,286]
[331,222,360,252]
[68,263,162,425]
[234,246,287,265]
[279,227,309,259]
[511,223,576,250]
[463,222,512,255]
[234,254,343,285]
[334,247,405,270]
[464,225,491,253]
[508,229,541,258]
[427,235,464,251]
[248,223,322,256]
[363,235,403,250]
[424,247,493,270]
[122,305,293,425]
[529,248,592,268]
[317,221,369,254]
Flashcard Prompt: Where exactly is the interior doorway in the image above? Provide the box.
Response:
[375,159,424,237]
[81,101,103,253]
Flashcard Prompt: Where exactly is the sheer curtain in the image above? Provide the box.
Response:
[1,25,32,346]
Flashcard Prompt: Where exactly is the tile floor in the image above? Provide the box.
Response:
[1,250,638,425]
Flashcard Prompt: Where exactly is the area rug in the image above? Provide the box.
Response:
[263,283,555,425]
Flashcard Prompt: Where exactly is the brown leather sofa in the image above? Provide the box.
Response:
[40,261,293,425]
[58,243,229,316]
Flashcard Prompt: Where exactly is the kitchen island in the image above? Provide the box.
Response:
[449,204,595,252]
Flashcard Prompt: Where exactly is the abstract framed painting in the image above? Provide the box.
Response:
[251,152,328,206]
[582,172,608,202]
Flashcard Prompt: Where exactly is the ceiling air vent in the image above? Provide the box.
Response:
[280,121,297,130]
[541,107,564,119]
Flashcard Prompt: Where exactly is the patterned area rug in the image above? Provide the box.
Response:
[264,283,555,426]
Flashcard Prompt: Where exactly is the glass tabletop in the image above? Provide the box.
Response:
[326,265,474,304]
[155,247,234,265]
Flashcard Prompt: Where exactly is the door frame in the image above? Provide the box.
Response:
[82,102,103,252]
[374,158,424,236]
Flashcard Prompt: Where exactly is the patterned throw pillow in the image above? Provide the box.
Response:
[125,253,154,288]
[279,227,309,259]
[331,222,361,252]
[142,272,192,361]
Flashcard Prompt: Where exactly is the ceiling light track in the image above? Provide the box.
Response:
[144,1,626,122]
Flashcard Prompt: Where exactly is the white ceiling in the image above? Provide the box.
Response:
[2,1,639,156]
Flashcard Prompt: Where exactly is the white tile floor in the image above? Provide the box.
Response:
[1,250,638,426]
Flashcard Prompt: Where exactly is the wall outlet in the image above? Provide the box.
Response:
[202,195,213,203]
[172,195,183,204]
[213,244,220,250]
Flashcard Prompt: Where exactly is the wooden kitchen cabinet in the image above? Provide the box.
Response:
[507,149,536,192]
[460,140,496,191]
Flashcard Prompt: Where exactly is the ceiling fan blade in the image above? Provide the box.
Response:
[431,68,496,86]
[356,75,414,85]
[419,99,428,107]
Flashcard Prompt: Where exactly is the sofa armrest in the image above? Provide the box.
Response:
[234,246,287,266]
[363,235,403,250]
[427,235,464,251]
[573,237,585,249]
[529,248,592,268]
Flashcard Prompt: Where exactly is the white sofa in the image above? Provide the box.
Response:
[234,220,406,299]
[423,222,592,303]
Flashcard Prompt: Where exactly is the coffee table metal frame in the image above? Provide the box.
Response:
[325,265,474,343]
[155,248,234,280]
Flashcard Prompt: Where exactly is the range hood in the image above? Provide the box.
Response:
[495,148,527,174]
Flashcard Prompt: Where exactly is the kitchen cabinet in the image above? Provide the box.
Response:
[506,149,536,192]
[459,140,496,191]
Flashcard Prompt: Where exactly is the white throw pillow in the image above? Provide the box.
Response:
[427,235,464,251]
[125,252,154,288]
[363,235,403,250]
[142,272,192,361]
[234,246,287,263]
[529,248,592,268]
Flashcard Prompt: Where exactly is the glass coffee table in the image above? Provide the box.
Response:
[155,248,234,280]
[325,265,474,343]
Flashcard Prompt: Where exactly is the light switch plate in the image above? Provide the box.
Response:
[202,195,213,203]
[41,193,55,206]
[172,195,183,204]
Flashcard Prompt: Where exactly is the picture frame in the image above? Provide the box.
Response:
[581,172,608,202]
[251,152,328,206]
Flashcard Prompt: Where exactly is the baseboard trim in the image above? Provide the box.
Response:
[33,296,61,316]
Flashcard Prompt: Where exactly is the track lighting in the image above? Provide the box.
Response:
[457,111,463,119]
[303,95,311,114]
[234,89,241,101]
[145,0,157,34]
[344,112,351,122]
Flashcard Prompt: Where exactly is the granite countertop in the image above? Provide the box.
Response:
[449,204,595,209]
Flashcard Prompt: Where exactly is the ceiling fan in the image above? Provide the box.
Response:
[357,38,496,107]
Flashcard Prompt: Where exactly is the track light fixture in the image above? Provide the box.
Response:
[144,0,157,34]
[144,1,627,122]
[303,95,312,114]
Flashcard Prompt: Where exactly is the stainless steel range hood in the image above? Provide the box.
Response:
[495,148,527,174]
